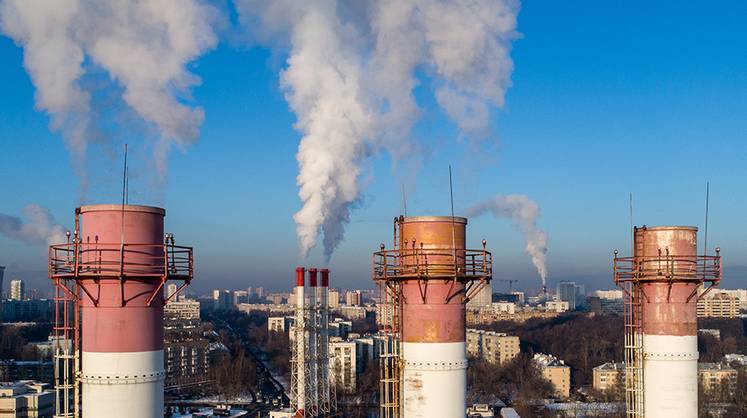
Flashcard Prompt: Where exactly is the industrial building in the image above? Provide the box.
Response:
[613,225,721,417]
[48,204,193,418]
[372,215,493,418]
[533,353,571,398]
[0,380,54,418]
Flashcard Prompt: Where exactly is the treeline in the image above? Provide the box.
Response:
[203,310,266,398]
[698,317,747,362]
[468,354,554,410]
[476,313,624,388]
[0,323,52,360]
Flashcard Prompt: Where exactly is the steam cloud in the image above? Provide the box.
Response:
[0,205,67,246]
[466,195,548,287]
[237,0,521,258]
[0,0,219,183]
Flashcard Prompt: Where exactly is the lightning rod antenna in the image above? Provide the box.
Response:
[704,181,710,256]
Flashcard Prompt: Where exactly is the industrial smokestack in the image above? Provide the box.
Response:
[308,267,319,415]
[373,216,493,417]
[48,204,194,418]
[293,267,307,417]
[319,268,330,412]
[614,226,721,417]
[291,267,333,417]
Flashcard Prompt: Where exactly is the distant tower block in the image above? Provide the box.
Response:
[614,226,721,418]
[49,205,193,418]
[373,216,492,418]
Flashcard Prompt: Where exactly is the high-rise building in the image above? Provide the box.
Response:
[556,281,584,310]
[166,283,178,301]
[467,282,492,308]
[232,290,248,305]
[10,279,24,301]
[345,290,361,306]
[328,290,340,308]
[255,287,265,299]
[329,337,357,392]
[164,299,209,389]
[212,289,232,310]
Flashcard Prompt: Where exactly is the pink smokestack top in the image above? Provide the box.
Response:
[296,267,305,287]
[320,269,329,287]
[308,268,318,287]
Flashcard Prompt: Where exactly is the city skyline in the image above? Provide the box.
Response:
[2,1,747,293]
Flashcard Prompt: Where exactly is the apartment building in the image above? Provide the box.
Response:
[466,329,520,365]
[164,299,209,389]
[546,300,569,313]
[534,353,571,398]
[0,381,53,417]
[267,316,295,334]
[329,337,357,392]
[698,363,738,394]
[592,362,624,391]
[698,293,740,318]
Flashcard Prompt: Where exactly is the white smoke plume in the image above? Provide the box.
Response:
[237,0,521,258]
[0,205,67,246]
[466,195,548,287]
[0,0,219,182]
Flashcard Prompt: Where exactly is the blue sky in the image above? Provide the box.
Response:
[1,1,746,294]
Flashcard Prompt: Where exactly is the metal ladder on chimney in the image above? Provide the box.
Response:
[623,279,644,417]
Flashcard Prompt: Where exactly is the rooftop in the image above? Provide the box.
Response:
[594,362,625,371]
[699,362,736,371]
[533,353,566,368]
